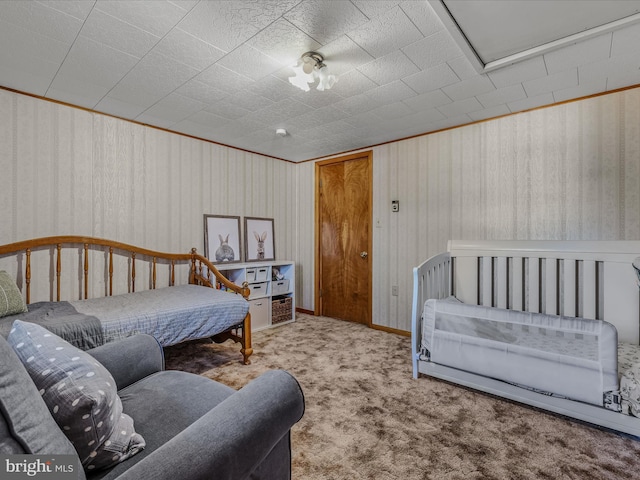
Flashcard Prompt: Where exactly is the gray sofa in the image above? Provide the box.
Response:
[0,332,305,480]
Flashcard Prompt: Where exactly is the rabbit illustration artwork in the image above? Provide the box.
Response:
[215,234,235,262]
[254,231,267,260]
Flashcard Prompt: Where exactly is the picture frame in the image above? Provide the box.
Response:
[244,217,275,262]
[204,214,242,264]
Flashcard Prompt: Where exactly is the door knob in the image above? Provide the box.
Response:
[360,251,368,258]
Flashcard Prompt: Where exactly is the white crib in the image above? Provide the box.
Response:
[412,240,640,437]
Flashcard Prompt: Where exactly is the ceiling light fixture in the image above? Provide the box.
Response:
[288,51,337,92]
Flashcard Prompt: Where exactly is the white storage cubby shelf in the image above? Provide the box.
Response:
[216,261,295,332]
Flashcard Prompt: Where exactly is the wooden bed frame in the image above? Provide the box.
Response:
[412,240,640,437]
[0,236,253,364]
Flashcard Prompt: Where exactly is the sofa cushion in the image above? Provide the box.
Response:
[0,270,27,317]
[8,320,145,472]
[0,333,79,458]
[88,370,234,479]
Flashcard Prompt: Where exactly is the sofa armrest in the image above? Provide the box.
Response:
[114,369,305,480]
[87,334,164,390]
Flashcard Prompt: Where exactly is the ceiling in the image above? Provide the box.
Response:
[1,0,640,163]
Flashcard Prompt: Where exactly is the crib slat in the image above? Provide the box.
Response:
[544,258,558,315]
[496,256,508,309]
[528,258,540,313]
[453,256,477,304]
[511,257,524,310]
[583,260,597,319]
[563,259,577,317]
[479,257,492,306]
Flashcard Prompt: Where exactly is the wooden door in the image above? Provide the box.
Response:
[315,152,372,325]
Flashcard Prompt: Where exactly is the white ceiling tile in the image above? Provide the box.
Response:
[108,52,199,106]
[328,69,377,97]
[248,18,321,66]
[284,0,369,44]
[154,28,226,70]
[365,81,416,105]
[400,0,444,36]
[611,21,640,57]
[245,98,313,125]
[95,0,187,37]
[49,36,139,102]
[137,93,206,124]
[2,0,83,44]
[218,45,283,80]
[468,104,510,122]
[476,84,526,109]
[553,79,608,103]
[39,1,94,20]
[507,93,555,114]
[81,8,160,58]
[223,91,274,112]
[402,63,459,94]
[437,97,483,117]
[523,69,578,97]
[183,110,229,128]
[194,64,255,95]
[168,1,199,12]
[441,75,494,101]
[402,31,462,70]
[357,51,420,85]
[175,79,229,104]
[227,0,303,30]
[487,56,547,89]
[205,100,251,120]
[403,89,451,111]
[0,17,72,65]
[46,74,111,109]
[351,0,399,19]
[293,88,344,109]
[544,34,612,75]
[176,1,259,52]
[370,101,414,120]
[249,76,300,103]
[447,55,479,81]
[317,35,374,76]
[333,93,382,115]
[348,6,423,58]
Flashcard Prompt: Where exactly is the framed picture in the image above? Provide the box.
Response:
[204,214,242,264]
[244,217,275,262]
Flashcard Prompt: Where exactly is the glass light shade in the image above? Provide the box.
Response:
[289,61,314,91]
[316,66,337,91]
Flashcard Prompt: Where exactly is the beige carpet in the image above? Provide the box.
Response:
[164,314,640,480]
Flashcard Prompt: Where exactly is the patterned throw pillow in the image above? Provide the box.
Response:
[0,270,27,317]
[8,320,145,472]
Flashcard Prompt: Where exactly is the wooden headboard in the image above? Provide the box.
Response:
[0,236,249,304]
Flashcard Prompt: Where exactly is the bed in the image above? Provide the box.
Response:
[0,236,253,364]
[412,240,640,437]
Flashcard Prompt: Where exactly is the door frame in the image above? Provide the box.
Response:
[314,151,373,325]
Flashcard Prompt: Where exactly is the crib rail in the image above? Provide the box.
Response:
[0,236,249,304]
[411,252,452,378]
[449,240,640,344]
